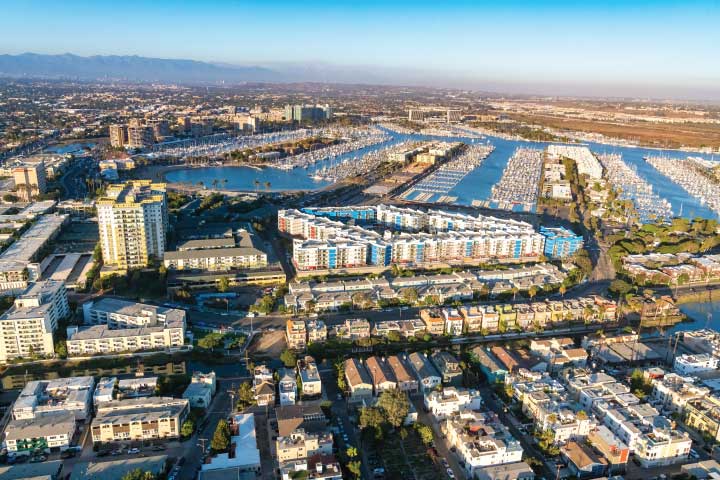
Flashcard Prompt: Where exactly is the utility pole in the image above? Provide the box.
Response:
[197,437,208,456]
[228,383,237,413]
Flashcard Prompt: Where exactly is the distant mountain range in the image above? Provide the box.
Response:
[1,52,718,102]
[0,53,281,83]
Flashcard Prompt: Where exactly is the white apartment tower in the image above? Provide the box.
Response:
[97,181,168,270]
[0,280,69,362]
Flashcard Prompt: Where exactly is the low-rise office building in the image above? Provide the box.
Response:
[200,413,261,478]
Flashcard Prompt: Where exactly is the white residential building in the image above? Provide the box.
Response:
[0,280,69,362]
[424,387,482,420]
[67,298,185,356]
[674,354,720,376]
[651,373,709,414]
[4,412,77,454]
[279,368,297,406]
[547,145,602,179]
[12,376,94,421]
[445,411,524,479]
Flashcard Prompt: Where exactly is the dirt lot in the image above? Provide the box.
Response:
[511,113,720,149]
[247,330,286,361]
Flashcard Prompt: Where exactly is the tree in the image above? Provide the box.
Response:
[377,389,410,429]
[609,279,633,297]
[211,419,231,453]
[415,422,434,446]
[559,285,567,298]
[217,276,230,293]
[346,447,361,479]
[400,287,419,305]
[237,381,256,410]
[54,340,68,359]
[360,406,385,439]
[280,349,297,368]
[121,470,157,480]
[386,330,401,342]
[528,285,538,301]
[181,418,195,438]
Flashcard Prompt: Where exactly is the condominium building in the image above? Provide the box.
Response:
[307,320,327,343]
[253,365,275,406]
[547,145,603,179]
[97,181,168,270]
[286,319,308,350]
[126,125,154,149]
[4,412,77,454]
[276,429,333,465]
[540,227,583,259]
[424,387,482,420]
[67,298,185,356]
[0,280,69,362]
[163,229,268,271]
[279,206,546,271]
[109,124,128,147]
[91,397,189,443]
[12,376,94,421]
[279,368,297,406]
[445,411,524,478]
[683,396,720,442]
[13,160,47,201]
[298,356,322,397]
[284,104,332,122]
[674,354,720,375]
[634,425,691,467]
[0,214,68,294]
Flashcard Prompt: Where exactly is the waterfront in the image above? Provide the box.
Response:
[676,299,720,333]
[165,165,330,191]
[164,127,720,219]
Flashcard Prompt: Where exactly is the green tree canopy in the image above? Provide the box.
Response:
[211,419,231,453]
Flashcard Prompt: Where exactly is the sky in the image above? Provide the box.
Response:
[1,0,719,98]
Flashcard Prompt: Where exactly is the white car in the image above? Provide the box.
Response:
[127,448,140,454]
[446,468,455,479]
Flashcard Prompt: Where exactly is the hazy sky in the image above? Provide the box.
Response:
[2,0,719,97]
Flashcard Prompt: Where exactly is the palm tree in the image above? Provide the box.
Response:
[253,179,260,191]
[264,181,271,191]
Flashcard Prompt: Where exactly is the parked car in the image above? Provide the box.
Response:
[446,468,456,479]
[128,448,140,454]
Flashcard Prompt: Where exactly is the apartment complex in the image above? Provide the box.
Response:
[547,145,603,179]
[0,214,68,294]
[163,229,268,271]
[0,280,69,362]
[284,104,332,122]
[13,159,47,201]
[67,298,185,356]
[4,412,77,454]
[12,376,94,421]
[279,205,551,271]
[97,181,168,270]
[540,227,584,259]
[91,397,189,443]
